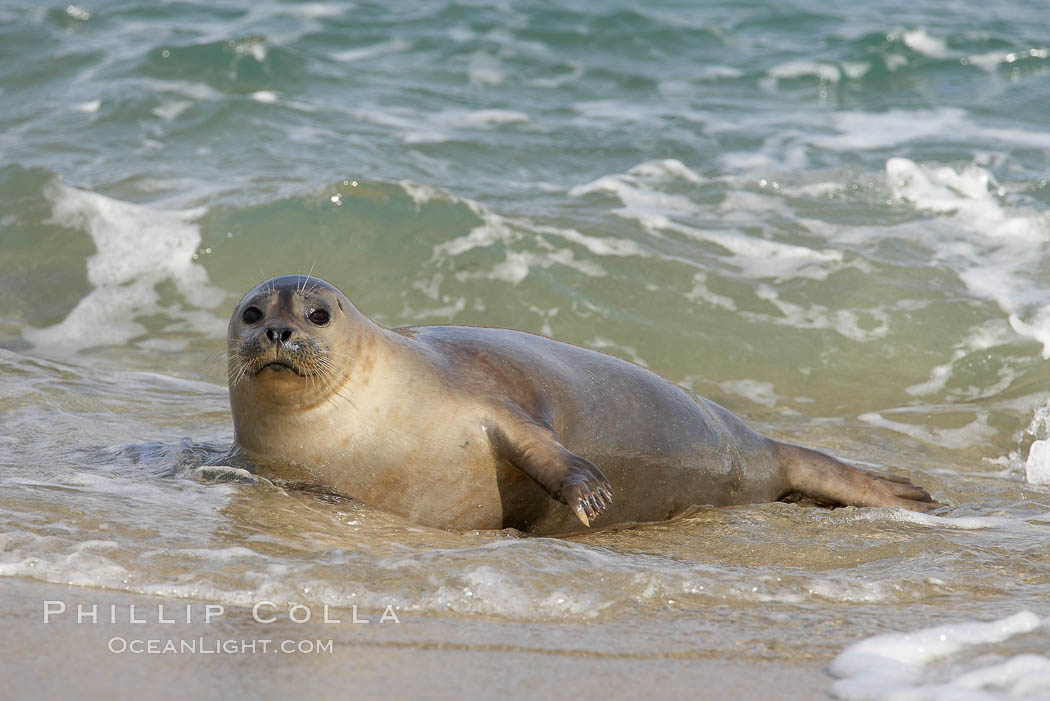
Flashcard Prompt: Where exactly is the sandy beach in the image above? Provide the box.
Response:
[3,577,831,699]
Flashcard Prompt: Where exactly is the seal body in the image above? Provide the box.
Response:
[228,276,941,535]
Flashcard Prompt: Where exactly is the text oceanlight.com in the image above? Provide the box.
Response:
[107,638,334,655]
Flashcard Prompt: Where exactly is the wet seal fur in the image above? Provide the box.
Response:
[228,275,943,535]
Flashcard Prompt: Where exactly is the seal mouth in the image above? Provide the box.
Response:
[229,333,330,386]
[256,360,307,377]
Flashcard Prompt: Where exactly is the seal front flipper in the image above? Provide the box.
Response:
[486,419,613,527]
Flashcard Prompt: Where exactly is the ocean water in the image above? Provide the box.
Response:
[2,0,1050,697]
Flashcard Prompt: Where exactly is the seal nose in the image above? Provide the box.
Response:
[265,326,294,345]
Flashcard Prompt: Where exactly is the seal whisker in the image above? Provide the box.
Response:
[229,355,253,387]
[305,274,324,297]
[315,357,356,410]
[207,350,235,383]
[314,351,363,409]
[227,340,257,388]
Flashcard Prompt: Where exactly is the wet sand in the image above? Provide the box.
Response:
[2,577,830,700]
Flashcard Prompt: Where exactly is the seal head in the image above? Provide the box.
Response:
[227,275,357,408]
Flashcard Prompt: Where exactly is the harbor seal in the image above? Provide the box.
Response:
[227,275,941,535]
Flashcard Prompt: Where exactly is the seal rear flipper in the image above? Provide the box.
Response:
[486,421,613,527]
[777,443,945,512]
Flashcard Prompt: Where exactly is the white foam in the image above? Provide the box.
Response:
[171,546,264,561]
[570,99,667,125]
[685,272,737,311]
[719,145,809,173]
[569,174,698,226]
[571,162,857,298]
[136,338,189,352]
[969,51,1008,72]
[0,550,129,586]
[745,285,890,342]
[1025,440,1050,485]
[402,181,647,294]
[531,224,647,258]
[829,611,1046,701]
[842,62,871,79]
[24,182,227,353]
[407,165,837,305]
[906,320,1015,398]
[65,4,90,21]
[901,28,950,58]
[860,410,997,450]
[72,99,100,114]
[230,38,267,62]
[884,53,908,71]
[459,109,530,127]
[804,578,892,604]
[528,61,584,88]
[696,65,744,80]
[431,212,517,259]
[783,181,847,198]
[398,180,444,207]
[886,157,1050,356]
[354,105,532,143]
[954,655,1050,697]
[293,3,344,18]
[699,228,844,281]
[888,158,1001,212]
[142,79,222,101]
[627,159,703,184]
[585,337,647,367]
[968,47,1049,73]
[401,564,608,618]
[152,100,191,122]
[447,25,474,43]
[331,39,411,62]
[812,108,968,151]
[482,248,605,285]
[719,379,779,408]
[807,107,1050,154]
[883,510,1020,531]
[769,60,842,83]
[684,270,734,308]
[568,160,707,236]
[991,399,1050,481]
[250,90,278,104]
[468,50,503,86]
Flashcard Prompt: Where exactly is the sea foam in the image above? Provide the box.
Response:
[1025,440,1050,485]
[829,611,1049,700]
[886,158,1050,357]
[24,183,226,353]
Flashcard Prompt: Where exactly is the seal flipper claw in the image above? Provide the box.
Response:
[487,419,613,527]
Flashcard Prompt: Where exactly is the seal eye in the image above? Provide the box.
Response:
[307,308,330,326]
[242,306,263,324]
